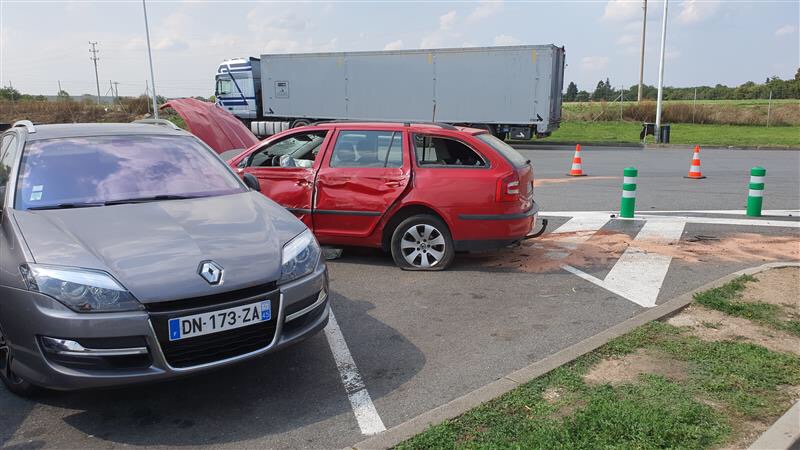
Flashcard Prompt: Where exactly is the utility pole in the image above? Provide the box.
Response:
[57,80,62,94]
[112,81,120,98]
[89,41,101,105]
[145,80,151,114]
[142,0,159,118]
[637,0,647,102]
[655,0,668,142]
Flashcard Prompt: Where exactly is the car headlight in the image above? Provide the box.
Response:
[280,230,321,284]
[19,264,143,313]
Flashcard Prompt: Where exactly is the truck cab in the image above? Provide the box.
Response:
[215,57,261,121]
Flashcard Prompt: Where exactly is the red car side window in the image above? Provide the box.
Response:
[412,134,488,168]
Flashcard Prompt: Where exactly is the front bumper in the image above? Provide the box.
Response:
[1,262,329,391]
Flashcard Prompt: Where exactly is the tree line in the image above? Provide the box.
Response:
[564,68,800,102]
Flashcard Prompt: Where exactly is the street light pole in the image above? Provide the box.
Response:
[142,0,159,119]
[655,0,668,142]
[637,0,647,102]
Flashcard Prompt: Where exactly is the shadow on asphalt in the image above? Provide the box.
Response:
[0,292,424,447]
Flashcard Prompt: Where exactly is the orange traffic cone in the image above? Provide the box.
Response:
[567,144,587,176]
[685,145,706,179]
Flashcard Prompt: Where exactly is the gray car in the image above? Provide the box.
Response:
[0,120,329,396]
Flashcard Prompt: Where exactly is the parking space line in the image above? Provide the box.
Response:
[324,311,386,436]
[563,219,686,308]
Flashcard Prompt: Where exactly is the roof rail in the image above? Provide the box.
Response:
[132,118,181,130]
[13,120,35,133]
[312,119,458,131]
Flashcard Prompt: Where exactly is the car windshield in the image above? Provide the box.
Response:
[15,135,246,210]
[475,133,529,168]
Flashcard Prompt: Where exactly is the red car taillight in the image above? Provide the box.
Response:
[496,173,520,203]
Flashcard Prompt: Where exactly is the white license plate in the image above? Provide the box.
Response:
[168,300,272,341]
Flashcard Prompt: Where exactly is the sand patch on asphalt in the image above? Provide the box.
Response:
[667,305,800,356]
[583,349,689,386]
[470,231,800,273]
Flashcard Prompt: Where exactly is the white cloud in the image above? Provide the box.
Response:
[383,40,404,51]
[581,56,610,71]
[603,0,642,22]
[420,33,444,49]
[617,34,637,45]
[677,0,720,24]
[493,34,520,46]
[775,25,797,36]
[439,10,457,31]
[466,1,503,23]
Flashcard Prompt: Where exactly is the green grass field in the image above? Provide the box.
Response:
[537,121,800,148]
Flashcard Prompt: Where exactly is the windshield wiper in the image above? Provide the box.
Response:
[104,194,197,206]
[28,202,104,210]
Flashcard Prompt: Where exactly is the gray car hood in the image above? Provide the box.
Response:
[14,192,306,303]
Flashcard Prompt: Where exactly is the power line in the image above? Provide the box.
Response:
[89,41,101,105]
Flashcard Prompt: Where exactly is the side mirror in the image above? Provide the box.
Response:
[243,173,261,191]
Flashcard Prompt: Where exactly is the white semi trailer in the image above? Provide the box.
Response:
[214,45,565,139]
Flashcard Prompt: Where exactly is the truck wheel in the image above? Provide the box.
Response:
[390,215,455,271]
[291,119,311,128]
[0,323,38,397]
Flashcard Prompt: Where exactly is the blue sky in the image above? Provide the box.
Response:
[1,0,798,98]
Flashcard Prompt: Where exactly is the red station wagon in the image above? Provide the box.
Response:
[228,122,544,270]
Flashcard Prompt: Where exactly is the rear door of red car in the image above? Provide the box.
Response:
[313,128,409,239]
[236,129,332,229]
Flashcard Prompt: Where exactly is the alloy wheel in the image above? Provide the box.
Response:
[0,325,22,385]
[400,224,447,268]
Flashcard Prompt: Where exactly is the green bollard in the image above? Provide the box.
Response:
[620,167,637,218]
[746,166,766,217]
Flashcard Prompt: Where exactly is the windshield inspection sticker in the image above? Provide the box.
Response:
[30,185,44,201]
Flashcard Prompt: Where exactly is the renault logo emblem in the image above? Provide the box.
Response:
[198,261,224,285]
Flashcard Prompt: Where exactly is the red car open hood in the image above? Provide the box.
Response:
[160,98,258,154]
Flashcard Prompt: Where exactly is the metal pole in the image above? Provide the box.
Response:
[637,0,647,102]
[766,90,772,127]
[89,41,101,105]
[655,0,668,142]
[145,80,151,114]
[142,0,159,118]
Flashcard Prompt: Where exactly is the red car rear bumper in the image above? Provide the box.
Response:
[452,202,540,251]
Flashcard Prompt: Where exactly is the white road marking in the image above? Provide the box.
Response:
[543,211,799,228]
[545,215,610,259]
[542,209,798,307]
[324,310,386,436]
[563,219,687,308]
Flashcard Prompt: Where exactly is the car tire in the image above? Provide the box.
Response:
[390,214,455,271]
[0,323,39,397]
[291,119,311,128]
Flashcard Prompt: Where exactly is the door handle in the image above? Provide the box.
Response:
[385,180,404,188]
[296,180,311,187]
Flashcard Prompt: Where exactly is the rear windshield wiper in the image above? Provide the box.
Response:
[104,194,195,206]
[27,202,105,210]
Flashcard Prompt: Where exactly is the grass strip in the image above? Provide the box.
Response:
[537,121,800,148]
[694,275,800,337]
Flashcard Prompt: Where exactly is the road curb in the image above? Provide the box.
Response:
[748,400,800,450]
[350,261,800,450]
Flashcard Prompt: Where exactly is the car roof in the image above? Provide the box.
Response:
[20,123,189,141]
[312,122,487,135]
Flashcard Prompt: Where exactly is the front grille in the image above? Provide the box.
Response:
[144,282,277,313]
[149,289,280,368]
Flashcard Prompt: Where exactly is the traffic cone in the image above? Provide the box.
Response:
[567,144,587,176]
[684,145,706,179]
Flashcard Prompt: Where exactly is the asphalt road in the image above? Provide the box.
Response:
[2,147,798,449]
